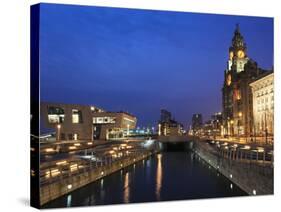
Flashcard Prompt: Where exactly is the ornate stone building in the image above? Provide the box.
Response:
[250,72,274,142]
[222,24,268,138]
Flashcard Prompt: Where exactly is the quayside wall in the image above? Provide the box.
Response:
[40,151,154,206]
[194,141,273,195]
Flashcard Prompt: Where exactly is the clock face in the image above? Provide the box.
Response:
[229,51,234,60]
[227,74,231,86]
[237,50,245,58]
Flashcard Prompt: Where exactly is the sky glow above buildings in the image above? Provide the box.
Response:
[39,3,273,127]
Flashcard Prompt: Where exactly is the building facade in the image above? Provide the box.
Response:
[211,112,223,136]
[250,72,274,142]
[191,114,203,135]
[40,102,137,141]
[92,111,137,140]
[201,112,223,137]
[158,109,183,136]
[159,120,183,136]
[222,24,268,138]
[160,109,172,123]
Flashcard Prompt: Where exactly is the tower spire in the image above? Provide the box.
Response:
[235,23,240,33]
[231,23,246,51]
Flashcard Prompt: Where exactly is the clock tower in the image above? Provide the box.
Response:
[222,24,265,139]
[227,24,249,73]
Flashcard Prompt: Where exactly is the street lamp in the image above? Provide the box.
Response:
[238,112,242,142]
[57,124,61,142]
[230,120,234,139]
[127,124,130,136]
[220,125,224,137]
[264,108,268,145]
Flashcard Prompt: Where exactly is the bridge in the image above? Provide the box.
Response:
[157,135,198,143]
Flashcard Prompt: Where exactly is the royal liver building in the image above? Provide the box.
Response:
[222,24,271,140]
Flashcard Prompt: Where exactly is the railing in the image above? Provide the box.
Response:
[194,140,273,195]
[40,140,160,188]
[40,151,150,186]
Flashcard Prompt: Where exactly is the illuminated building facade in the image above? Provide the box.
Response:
[40,102,137,141]
[222,24,268,138]
[191,114,203,135]
[211,112,223,136]
[92,111,137,140]
[202,112,223,137]
[159,120,183,136]
[158,109,183,136]
[250,72,274,142]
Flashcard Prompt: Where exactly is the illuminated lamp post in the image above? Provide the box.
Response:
[253,123,257,144]
[127,124,130,136]
[230,120,234,140]
[220,125,224,137]
[57,124,61,142]
[264,108,268,145]
[227,120,230,138]
[158,124,161,136]
[238,112,242,142]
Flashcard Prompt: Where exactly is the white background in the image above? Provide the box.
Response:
[0,0,280,211]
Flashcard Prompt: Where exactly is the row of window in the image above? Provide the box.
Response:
[93,117,116,124]
[60,133,79,140]
[257,95,274,104]
[48,114,65,124]
[257,104,274,112]
[47,107,83,124]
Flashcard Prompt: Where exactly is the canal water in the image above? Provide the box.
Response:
[43,151,247,208]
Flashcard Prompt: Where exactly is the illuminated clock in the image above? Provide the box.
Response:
[237,50,245,58]
[226,74,231,86]
[229,51,234,60]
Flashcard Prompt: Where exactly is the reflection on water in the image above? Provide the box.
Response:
[66,195,71,207]
[156,154,162,200]
[43,152,247,208]
[100,179,104,189]
[124,172,130,203]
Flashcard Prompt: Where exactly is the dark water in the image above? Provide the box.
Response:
[44,151,247,208]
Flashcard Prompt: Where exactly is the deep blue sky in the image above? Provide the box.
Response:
[39,3,273,128]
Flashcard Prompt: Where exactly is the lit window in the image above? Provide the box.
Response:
[47,106,65,123]
[235,89,241,100]
[226,74,231,86]
[72,109,83,123]
[93,117,116,124]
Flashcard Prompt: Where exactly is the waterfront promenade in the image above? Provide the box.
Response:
[39,135,274,206]
[40,138,159,205]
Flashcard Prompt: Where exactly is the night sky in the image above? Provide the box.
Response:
[39,3,273,128]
